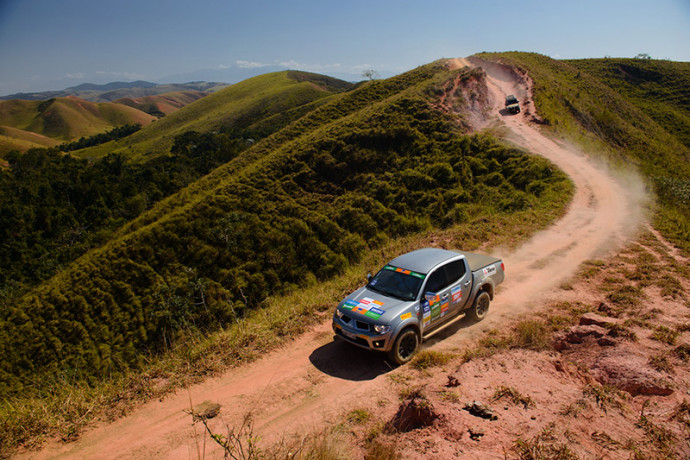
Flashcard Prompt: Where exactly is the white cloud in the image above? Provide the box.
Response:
[65,72,84,79]
[31,75,40,81]
[95,71,147,80]
[277,60,344,72]
[235,60,268,69]
[218,64,232,69]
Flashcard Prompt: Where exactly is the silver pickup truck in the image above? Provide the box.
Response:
[332,247,505,364]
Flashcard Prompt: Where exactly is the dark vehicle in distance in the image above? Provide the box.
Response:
[505,94,520,114]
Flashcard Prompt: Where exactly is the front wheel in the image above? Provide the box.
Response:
[387,329,419,365]
[467,291,490,322]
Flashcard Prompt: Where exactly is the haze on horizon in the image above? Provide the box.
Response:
[0,0,688,96]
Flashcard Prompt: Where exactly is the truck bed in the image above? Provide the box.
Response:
[454,250,501,272]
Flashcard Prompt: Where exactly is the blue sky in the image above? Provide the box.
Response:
[0,0,688,95]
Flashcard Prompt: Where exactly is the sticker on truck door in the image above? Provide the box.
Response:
[451,285,462,303]
[425,293,441,321]
[422,300,431,327]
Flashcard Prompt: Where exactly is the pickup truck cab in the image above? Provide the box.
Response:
[332,248,505,364]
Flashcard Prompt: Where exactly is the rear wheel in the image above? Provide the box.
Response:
[387,328,419,365]
[468,291,490,322]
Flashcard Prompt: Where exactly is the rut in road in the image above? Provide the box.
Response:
[23,58,649,459]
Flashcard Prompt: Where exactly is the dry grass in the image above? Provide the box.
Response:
[512,320,551,351]
[346,408,372,425]
[410,350,453,371]
[583,383,626,413]
[512,423,578,460]
[648,354,675,374]
[492,385,536,409]
[651,325,680,345]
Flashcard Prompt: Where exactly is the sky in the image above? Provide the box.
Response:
[0,0,688,96]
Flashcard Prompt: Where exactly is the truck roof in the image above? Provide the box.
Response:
[389,248,462,274]
[389,247,501,274]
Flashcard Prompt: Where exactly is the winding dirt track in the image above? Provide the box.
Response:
[23,59,647,459]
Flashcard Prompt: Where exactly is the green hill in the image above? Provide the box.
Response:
[0,125,59,151]
[476,52,690,249]
[74,71,355,161]
[0,97,156,155]
[113,90,210,117]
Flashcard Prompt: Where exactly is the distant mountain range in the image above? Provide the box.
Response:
[0,80,228,102]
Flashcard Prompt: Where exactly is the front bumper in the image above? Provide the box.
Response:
[332,316,392,351]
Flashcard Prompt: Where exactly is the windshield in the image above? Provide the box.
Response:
[367,265,426,301]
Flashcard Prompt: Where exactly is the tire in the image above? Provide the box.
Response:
[467,291,490,322]
[387,328,419,365]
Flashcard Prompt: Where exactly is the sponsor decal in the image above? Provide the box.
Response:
[342,299,358,310]
[414,304,420,313]
[400,312,412,321]
[440,299,450,312]
[425,293,441,321]
[482,265,497,277]
[349,297,386,319]
[425,293,440,306]
[431,302,440,320]
[384,265,426,279]
[451,285,462,302]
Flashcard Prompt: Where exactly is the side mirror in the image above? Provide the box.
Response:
[367,273,372,282]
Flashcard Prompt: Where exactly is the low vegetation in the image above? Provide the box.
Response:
[410,350,453,370]
[512,423,578,460]
[57,123,142,151]
[0,131,248,293]
[491,385,536,409]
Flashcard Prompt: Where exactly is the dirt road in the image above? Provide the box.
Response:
[22,58,648,459]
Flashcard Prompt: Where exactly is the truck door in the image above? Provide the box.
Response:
[445,259,471,315]
[422,258,469,329]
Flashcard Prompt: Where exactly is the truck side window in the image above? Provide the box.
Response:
[425,268,446,293]
[426,260,466,293]
[444,260,465,284]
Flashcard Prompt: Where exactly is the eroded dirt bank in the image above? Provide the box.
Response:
[21,59,652,459]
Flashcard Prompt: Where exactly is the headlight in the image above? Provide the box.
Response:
[372,324,391,335]
[335,309,344,319]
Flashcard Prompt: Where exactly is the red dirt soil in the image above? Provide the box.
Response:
[19,58,663,459]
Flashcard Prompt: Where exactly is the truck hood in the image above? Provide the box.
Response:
[338,287,415,323]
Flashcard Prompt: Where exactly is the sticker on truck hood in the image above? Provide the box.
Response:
[343,297,386,319]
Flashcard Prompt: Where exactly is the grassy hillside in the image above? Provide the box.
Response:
[0,62,571,406]
[566,58,690,149]
[477,52,690,250]
[114,90,209,117]
[74,71,354,161]
[0,125,58,151]
[0,97,156,155]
